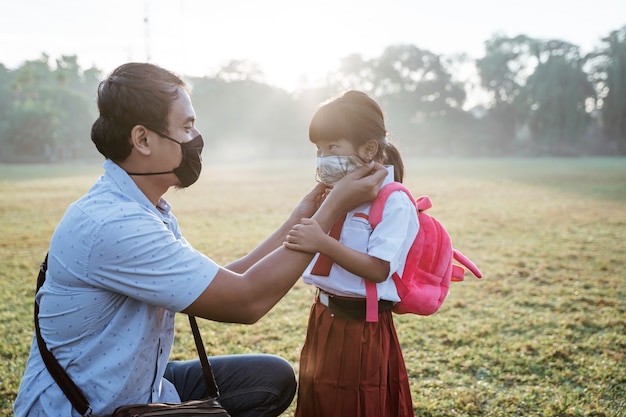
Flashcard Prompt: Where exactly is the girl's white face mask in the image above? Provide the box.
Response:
[316,155,364,185]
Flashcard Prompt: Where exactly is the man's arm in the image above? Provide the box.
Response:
[183,163,387,323]
[223,182,328,274]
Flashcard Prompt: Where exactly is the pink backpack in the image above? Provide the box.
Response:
[365,182,482,322]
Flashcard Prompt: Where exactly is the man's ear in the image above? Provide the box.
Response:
[363,140,379,160]
[130,125,151,156]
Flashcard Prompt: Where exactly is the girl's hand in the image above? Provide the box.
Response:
[283,218,328,253]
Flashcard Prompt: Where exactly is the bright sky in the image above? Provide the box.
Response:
[1,0,625,92]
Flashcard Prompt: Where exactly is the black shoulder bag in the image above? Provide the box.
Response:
[34,254,230,417]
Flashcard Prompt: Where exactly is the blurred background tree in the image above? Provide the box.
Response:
[1,26,625,163]
[0,55,100,163]
[588,26,626,153]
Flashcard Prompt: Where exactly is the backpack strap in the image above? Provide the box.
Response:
[369,182,416,227]
[453,249,483,279]
[415,195,432,211]
[365,183,417,322]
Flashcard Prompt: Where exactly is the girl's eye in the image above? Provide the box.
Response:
[315,143,337,157]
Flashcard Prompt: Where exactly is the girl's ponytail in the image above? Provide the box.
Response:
[382,141,404,183]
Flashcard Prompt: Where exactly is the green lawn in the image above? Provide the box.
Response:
[1,157,625,416]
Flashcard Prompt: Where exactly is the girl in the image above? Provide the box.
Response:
[284,90,418,417]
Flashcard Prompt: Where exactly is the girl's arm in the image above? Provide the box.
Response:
[284,218,390,283]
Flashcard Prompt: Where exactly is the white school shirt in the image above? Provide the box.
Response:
[14,159,220,417]
[303,166,420,301]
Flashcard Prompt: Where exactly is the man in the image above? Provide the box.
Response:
[14,63,386,416]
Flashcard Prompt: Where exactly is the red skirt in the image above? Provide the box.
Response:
[295,296,414,417]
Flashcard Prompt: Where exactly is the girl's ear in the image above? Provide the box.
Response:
[130,125,151,156]
[362,140,379,161]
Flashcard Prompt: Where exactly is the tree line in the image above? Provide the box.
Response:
[1,27,625,163]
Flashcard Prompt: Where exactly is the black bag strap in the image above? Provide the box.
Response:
[188,315,219,398]
[35,254,92,416]
[35,253,220,415]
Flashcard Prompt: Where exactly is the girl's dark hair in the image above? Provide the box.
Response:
[309,90,404,182]
[91,62,186,162]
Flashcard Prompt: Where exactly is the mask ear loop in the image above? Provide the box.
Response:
[349,153,372,165]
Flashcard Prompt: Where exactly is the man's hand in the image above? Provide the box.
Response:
[290,182,329,221]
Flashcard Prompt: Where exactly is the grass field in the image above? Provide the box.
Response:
[1,157,625,416]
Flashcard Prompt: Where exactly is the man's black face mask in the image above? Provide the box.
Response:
[127,133,204,187]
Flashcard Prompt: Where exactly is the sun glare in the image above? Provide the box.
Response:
[141,0,351,92]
